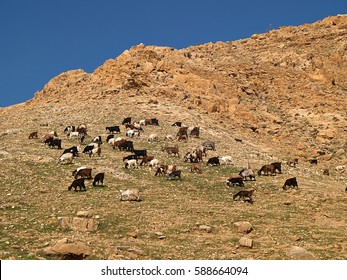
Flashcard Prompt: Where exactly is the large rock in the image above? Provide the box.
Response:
[287,246,317,260]
[58,216,99,232]
[234,221,253,234]
[43,239,91,260]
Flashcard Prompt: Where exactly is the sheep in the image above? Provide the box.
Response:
[119,188,141,201]
[282,177,298,190]
[258,164,276,176]
[68,131,79,139]
[239,168,256,181]
[124,159,138,169]
[93,173,105,187]
[68,178,86,192]
[233,188,254,203]
[57,152,74,165]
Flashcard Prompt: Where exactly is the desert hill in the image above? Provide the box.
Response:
[0,15,346,260]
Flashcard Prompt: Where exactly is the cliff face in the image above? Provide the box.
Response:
[12,15,347,162]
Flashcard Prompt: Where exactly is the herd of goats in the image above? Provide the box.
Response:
[27,117,314,204]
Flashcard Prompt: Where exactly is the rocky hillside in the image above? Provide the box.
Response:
[0,15,346,260]
[12,14,344,164]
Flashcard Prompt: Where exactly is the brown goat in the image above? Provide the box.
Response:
[258,164,276,176]
[190,163,202,173]
[233,188,254,203]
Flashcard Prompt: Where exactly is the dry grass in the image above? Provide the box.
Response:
[0,99,346,260]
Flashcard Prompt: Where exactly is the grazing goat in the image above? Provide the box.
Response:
[271,162,282,174]
[57,152,74,165]
[258,164,276,176]
[28,131,38,139]
[189,127,200,138]
[118,141,134,152]
[202,140,216,151]
[89,147,101,158]
[64,125,76,134]
[166,170,182,180]
[162,146,179,157]
[233,189,254,203]
[62,146,80,157]
[239,168,256,181]
[172,121,182,127]
[207,157,220,166]
[219,156,233,165]
[226,175,244,187]
[126,129,140,138]
[139,155,154,166]
[282,177,298,190]
[121,117,132,125]
[190,163,202,173]
[106,126,120,133]
[124,159,138,169]
[133,149,147,159]
[119,188,141,201]
[93,173,105,187]
[73,168,92,180]
[68,178,86,192]
[148,158,160,169]
[47,138,62,149]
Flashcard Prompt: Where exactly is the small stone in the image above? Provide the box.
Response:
[199,225,213,233]
[234,221,253,234]
[76,211,93,218]
[127,232,138,238]
[289,235,301,241]
[239,237,253,248]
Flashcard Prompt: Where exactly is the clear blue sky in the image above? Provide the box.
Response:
[0,0,345,107]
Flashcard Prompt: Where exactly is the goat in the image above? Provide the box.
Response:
[166,170,182,180]
[233,188,254,203]
[124,159,138,169]
[239,168,256,181]
[73,168,92,180]
[68,178,86,192]
[119,188,141,201]
[112,139,126,150]
[190,163,202,173]
[177,134,188,142]
[89,147,101,158]
[28,131,38,139]
[282,177,298,190]
[92,136,103,145]
[64,125,76,134]
[139,155,154,166]
[189,127,200,138]
[172,121,182,127]
[121,117,132,125]
[202,140,216,151]
[47,138,62,149]
[219,156,233,165]
[68,131,79,139]
[133,149,147,159]
[207,157,220,166]
[162,146,179,157]
[92,173,105,187]
[126,129,140,138]
[106,126,120,133]
[226,175,244,187]
[148,158,160,169]
[118,141,134,152]
[57,152,74,165]
[258,164,276,176]
[126,123,143,131]
[271,162,282,174]
[62,146,80,157]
